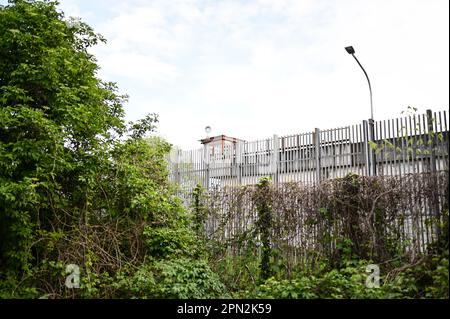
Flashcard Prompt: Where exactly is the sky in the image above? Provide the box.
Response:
[6,0,450,149]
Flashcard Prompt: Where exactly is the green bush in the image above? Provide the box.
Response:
[252,260,384,299]
[143,226,199,259]
[0,1,225,299]
[248,255,449,299]
[151,258,227,299]
[381,252,449,299]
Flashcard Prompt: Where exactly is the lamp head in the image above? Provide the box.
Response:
[345,46,355,54]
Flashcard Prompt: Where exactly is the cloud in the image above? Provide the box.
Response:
[96,52,180,87]
[57,0,449,149]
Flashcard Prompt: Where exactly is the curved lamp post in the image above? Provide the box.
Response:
[345,45,376,176]
[345,46,374,120]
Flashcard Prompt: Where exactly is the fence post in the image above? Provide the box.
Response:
[369,118,377,176]
[272,135,279,184]
[426,109,437,174]
[362,120,373,176]
[203,145,210,190]
[236,141,243,185]
[314,128,321,183]
[426,109,441,240]
[175,149,181,184]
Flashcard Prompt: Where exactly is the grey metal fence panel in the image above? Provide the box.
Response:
[168,110,449,203]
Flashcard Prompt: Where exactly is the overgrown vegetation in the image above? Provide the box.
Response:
[0,0,448,299]
[197,172,449,299]
[0,0,224,299]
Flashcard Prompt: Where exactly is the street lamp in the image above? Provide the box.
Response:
[345,46,373,120]
[345,45,376,176]
[205,126,211,137]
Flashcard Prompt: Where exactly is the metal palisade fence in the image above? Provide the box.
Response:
[167,110,449,263]
[168,109,449,200]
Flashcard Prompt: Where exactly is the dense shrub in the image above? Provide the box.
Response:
[199,174,448,299]
[247,255,449,299]
[0,0,225,299]
[151,258,227,299]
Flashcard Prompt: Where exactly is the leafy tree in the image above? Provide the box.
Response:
[0,0,224,298]
[0,0,126,276]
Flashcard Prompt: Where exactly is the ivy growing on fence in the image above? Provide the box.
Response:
[194,172,448,275]
[254,177,274,281]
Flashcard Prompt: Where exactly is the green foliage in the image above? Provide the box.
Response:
[382,251,449,299]
[210,251,260,295]
[72,258,227,299]
[249,255,449,299]
[426,254,449,298]
[151,258,227,299]
[251,260,383,299]
[369,106,448,161]
[192,184,207,239]
[255,176,274,281]
[0,0,126,275]
[128,113,159,140]
[143,226,199,259]
[201,173,449,299]
[0,0,226,299]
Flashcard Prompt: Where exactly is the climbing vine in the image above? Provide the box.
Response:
[254,177,274,281]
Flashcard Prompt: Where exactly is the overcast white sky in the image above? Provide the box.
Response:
[20,1,450,148]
